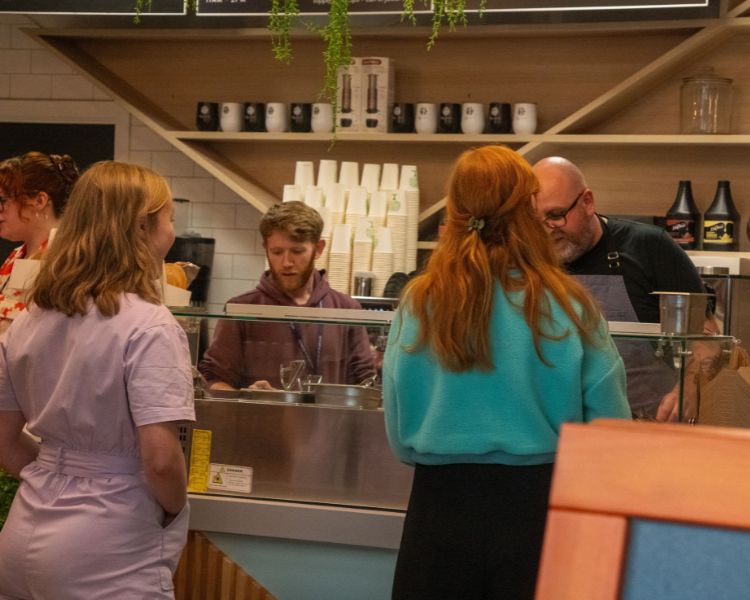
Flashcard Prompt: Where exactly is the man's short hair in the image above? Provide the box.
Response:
[259,201,323,244]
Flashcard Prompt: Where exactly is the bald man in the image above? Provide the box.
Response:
[532,157,707,420]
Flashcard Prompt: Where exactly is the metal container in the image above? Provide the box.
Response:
[653,291,713,335]
[307,383,382,409]
[205,388,314,404]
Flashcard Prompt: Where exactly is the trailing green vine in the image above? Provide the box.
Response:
[134,0,198,24]
[269,0,301,64]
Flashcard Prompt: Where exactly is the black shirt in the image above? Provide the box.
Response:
[567,216,705,323]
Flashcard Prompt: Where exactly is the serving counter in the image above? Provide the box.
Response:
[170,306,743,599]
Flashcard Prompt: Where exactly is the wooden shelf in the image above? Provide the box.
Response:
[26,0,750,251]
[173,131,750,145]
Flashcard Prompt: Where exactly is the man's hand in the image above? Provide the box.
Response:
[249,380,274,390]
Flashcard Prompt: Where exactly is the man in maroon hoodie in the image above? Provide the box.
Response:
[199,201,376,390]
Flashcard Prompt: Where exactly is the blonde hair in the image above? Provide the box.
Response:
[404,145,602,371]
[30,161,171,317]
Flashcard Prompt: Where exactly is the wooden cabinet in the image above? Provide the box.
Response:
[29,0,750,248]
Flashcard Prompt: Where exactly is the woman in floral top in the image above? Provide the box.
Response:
[0,152,79,334]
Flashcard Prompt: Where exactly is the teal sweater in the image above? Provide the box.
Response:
[383,285,630,466]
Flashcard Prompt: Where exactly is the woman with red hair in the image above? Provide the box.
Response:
[383,145,630,599]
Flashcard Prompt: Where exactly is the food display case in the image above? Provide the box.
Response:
[173,305,750,547]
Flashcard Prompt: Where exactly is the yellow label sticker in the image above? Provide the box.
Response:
[187,428,212,493]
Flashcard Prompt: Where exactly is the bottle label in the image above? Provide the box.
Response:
[665,218,696,245]
[703,220,735,244]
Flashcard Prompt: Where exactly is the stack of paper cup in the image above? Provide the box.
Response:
[294,161,315,190]
[345,186,368,225]
[368,190,388,227]
[339,161,360,192]
[361,163,381,194]
[371,225,395,297]
[317,159,338,188]
[400,165,420,273]
[380,163,399,192]
[327,223,353,295]
[352,216,374,277]
[387,190,409,273]
[324,182,346,225]
[282,184,302,203]
[304,186,324,211]
[317,205,332,272]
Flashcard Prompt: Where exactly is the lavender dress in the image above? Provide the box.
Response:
[0,294,195,600]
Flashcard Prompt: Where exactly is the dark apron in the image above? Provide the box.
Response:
[575,245,675,418]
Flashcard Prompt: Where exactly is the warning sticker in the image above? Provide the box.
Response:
[187,429,212,493]
[207,463,253,494]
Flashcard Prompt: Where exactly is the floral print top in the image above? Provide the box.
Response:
[0,240,47,323]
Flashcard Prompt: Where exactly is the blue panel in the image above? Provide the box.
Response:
[207,532,397,600]
[622,519,750,600]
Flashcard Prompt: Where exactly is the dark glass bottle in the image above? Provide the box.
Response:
[665,180,700,250]
[703,180,739,251]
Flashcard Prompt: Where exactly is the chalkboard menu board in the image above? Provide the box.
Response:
[196,0,709,16]
[0,0,185,14]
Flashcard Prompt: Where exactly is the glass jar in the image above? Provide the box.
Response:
[680,66,733,134]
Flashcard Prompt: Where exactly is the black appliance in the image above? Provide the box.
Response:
[166,234,215,307]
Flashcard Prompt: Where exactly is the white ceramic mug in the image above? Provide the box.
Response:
[312,102,334,133]
[461,102,485,134]
[265,102,289,133]
[219,102,243,132]
[415,103,438,134]
[512,102,537,135]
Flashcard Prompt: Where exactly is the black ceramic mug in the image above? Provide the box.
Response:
[390,103,415,133]
[488,102,512,134]
[196,101,219,131]
[438,103,462,133]
[243,102,266,132]
[290,103,312,133]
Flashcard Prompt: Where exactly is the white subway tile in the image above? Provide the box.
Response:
[236,202,262,230]
[212,181,244,204]
[0,26,11,49]
[11,26,39,49]
[232,253,266,280]
[151,151,194,177]
[210,253,234,279]
[208,278,253,305]
[31,50,74,74]
[254,232,266,254]
[0,49,31,74]
[128,151,152,168]
[191,202,236,229]
[130,125,173,152]
[9,73,51,98]
[171,177,214,202]
[193,164,213,179]
[52,74,94,99]
[0,74,9,98]
[212,228,256,255]
[92,85,112,101]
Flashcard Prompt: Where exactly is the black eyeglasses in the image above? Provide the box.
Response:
[542,189,586,228]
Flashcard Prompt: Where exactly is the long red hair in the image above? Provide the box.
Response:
[403,145,602,372]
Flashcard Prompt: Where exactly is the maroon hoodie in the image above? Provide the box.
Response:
[199,270,376,389]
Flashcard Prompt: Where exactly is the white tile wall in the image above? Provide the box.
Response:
[0,14,269,310]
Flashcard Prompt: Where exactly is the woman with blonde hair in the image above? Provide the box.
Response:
[0,161,194,599]
[383,145,630,599]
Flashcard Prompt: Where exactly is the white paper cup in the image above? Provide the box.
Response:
[282,184,302,202]
[380,163,399,191]
[317,159,338,188]
[361,163,381,193]
[294,161,315,189]
[339,161,360,190]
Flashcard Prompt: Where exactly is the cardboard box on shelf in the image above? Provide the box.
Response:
[360,57,395,133]
[336,57,363,132]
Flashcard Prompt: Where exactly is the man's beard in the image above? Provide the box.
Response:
[271,254,316,296]
[551,225,598,265]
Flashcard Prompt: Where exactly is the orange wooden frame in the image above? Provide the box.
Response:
[535,419,750,599]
